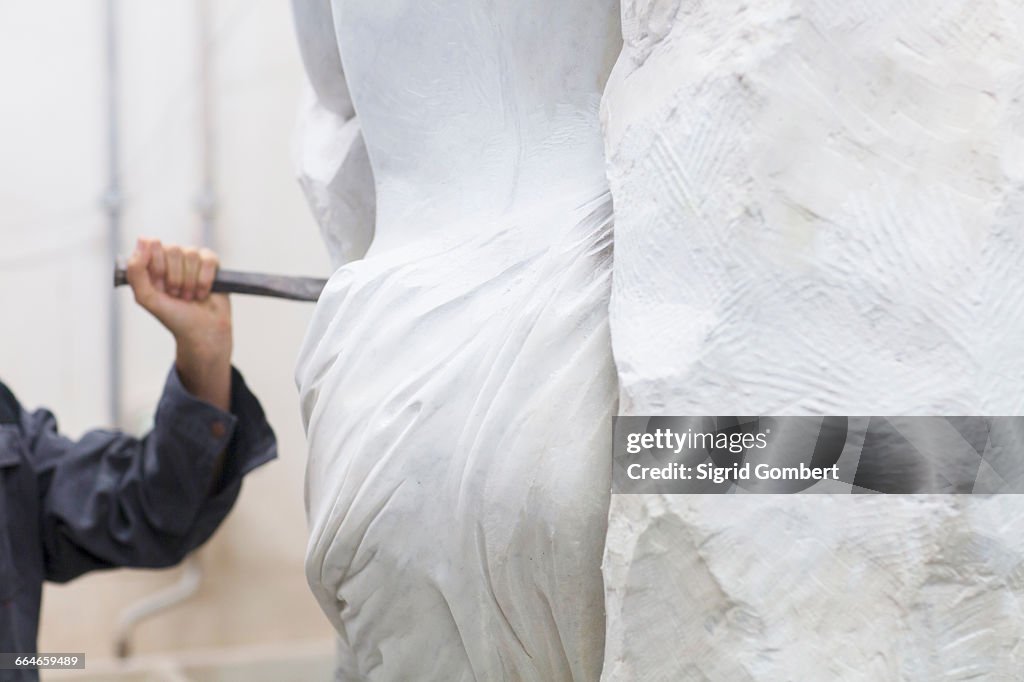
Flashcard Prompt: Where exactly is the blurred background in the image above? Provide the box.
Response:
[0,0,338,676]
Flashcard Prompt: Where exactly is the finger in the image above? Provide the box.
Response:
[125,238,158,308]
[165,245,184,297]
[196,248,219,300]
[181,247,200,301]
[149,238,167,293]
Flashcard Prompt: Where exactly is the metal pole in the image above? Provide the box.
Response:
[196,0,217,249]
[104,0,123,426]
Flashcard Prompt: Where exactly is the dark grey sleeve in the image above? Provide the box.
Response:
[24,366,277,583]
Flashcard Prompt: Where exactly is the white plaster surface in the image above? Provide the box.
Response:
[603,0,1024,416]
[603,494,1024,680]
[292,0,1024,678]
[601,1,1024,678]
[293,1,621,678]
[291,0,375,270]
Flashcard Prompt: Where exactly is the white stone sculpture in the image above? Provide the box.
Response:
[601,0,1024,678]
[291,0,375,270]
[293,1,620,678]
[293,0,1024,679]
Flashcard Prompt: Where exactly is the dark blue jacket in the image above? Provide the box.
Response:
[0,367,277,681]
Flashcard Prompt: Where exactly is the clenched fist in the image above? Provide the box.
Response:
[125,238,232,412]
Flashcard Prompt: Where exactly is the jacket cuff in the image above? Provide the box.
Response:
[223,367,278,483]
[159,365,277,491]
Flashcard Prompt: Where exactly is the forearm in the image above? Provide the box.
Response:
[174,340,232,490]
[174,337,232,413]
[128,237,234,413]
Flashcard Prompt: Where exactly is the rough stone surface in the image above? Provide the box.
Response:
[601,1,1024,678]
[603,495,1024,680]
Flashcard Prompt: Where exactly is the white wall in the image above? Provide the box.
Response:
[0,0,335,656]
[0,0,110,433]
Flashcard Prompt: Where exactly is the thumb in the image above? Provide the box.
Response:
[126,238,160,311]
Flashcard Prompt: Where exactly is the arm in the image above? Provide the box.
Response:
[129,238,235,483]
[32,239,277,581]
[128,238,233,412]
[28,367,275,582]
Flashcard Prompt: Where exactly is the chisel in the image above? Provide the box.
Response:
[113,258,327,302]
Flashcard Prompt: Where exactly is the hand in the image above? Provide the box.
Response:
[126,238,232,411]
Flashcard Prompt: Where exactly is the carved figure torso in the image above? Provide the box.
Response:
[295,2,621,679]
